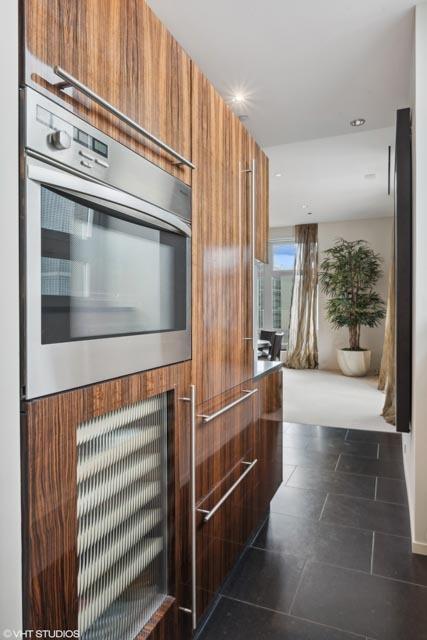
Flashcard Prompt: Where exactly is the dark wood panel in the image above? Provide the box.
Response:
[195,451,262,619]
[23,0,192,183]
[137,596,177,640]
[22,361,191,633]
[249,137,269,264]
[192,64,252,404]
[254,369,284,509]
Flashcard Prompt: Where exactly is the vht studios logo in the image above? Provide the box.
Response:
[3,631,80,638]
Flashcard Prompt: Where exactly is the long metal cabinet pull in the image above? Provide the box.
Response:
[198,389,258,423]
[251,158,257,362]
[197,459,258,523]
[179,385,197,630]
[53,66,196,170]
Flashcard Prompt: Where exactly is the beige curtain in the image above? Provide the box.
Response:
[286,224,318,369]
[378,233,395,424]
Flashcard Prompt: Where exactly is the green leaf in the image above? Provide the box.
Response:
[319,238,386,349]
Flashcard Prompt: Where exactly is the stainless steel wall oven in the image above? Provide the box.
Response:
[22,88,191,399]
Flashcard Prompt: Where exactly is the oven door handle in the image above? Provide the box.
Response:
[27,159,192,238]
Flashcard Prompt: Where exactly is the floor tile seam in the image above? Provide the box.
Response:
[260,507,376,534]
[306,558,427,589]
[300,557,427,591]
[336,465,405,480]
[260,508,378,535]
[297,448,383,460]
[320,514,410,537]
[269,507,326,522]
[370,571,427,590]
[288,557,309,615]
[288,466,378,481]
[323,491,410,508]
[286,487,376,501]
[249,544,374,577]
[369,530,412,542]
[275,485,329,498]
[247,543,308,565]
[370,531,375,575]
[318,492,330,521]
[220,593,366,637]
[283,465,298,485]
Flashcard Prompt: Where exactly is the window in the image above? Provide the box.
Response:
[272,242,297,271]
[255,237,296,351]
[271,240,296,347]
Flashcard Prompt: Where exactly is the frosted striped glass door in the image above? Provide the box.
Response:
[76,394,168,640]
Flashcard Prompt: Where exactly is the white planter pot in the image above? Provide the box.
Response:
[337,349,371,377]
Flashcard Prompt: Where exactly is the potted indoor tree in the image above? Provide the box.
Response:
[319,238,386,377]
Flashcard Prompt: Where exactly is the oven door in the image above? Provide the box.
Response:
[24,156,191,399]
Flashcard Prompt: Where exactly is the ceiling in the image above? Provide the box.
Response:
[267,127,395,226]
[147,0,414,146]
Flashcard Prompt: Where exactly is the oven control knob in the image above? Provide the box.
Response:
[49,130,72,150]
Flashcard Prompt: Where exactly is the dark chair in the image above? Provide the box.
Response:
[260,329,276,342]
[259,329,275,359]
[269,332,284,361]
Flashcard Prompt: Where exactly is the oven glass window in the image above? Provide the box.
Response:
[40,187,188,344]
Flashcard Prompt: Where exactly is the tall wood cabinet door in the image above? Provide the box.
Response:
[23,0,192,183]
[192,65,248,404]
[248,138,270,263]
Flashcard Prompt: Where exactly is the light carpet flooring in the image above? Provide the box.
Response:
[283,368,396,432]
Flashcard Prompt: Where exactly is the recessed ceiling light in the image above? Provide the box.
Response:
[232,93,246,104]
[275,172,283,178]
[350,118,366,127]
[302,204,308,209]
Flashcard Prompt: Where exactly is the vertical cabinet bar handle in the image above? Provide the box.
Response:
[179,385,197,630]
[251,158,257,363]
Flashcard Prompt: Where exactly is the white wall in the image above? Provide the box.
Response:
[0,0,22,629]
[403,2,427,556]
[318,217,393,372]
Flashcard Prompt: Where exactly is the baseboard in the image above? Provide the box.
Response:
[401,437,427,556]
[412,540,427,556]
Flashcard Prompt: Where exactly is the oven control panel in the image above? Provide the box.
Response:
[35,103,110,173]
[25,86,192,222]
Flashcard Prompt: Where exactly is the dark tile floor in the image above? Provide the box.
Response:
[198,422,427,640]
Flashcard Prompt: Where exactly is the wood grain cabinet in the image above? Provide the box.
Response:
[192,384,260,622]
[191,65,254,405]
[248,138,270,264]
[21,362,191,639]
[253,369,284,511]
[23,0,192,183]
[184,369,283,628]
[20,5,276,639]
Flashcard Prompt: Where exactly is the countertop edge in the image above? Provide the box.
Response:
[253,360,283,381]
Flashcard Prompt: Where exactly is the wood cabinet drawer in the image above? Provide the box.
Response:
[195,452,261,619]
[195,384,258,503]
